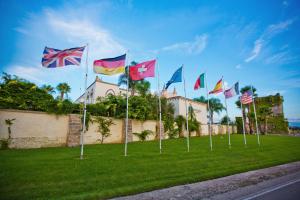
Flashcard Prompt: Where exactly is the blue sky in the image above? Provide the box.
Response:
[1,0,300,122]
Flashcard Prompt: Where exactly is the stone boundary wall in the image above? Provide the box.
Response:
[0,109,237,149]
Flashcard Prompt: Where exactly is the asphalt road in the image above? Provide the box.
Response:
[210,171,300,200]
[242,179,300,200]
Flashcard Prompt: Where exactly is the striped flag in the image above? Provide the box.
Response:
[93,54,126,75]
[194,73,205,90]
[241,90,253,104]
[42,46,85,68]
[224,82,239,99]
[209,77,223,94]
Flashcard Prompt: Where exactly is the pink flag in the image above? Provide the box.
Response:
[129,60,156,81]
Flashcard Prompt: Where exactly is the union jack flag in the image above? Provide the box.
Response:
[42,46,85,68]
[240,90,253,104]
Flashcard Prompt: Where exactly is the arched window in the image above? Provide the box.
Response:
[105,89,115,96]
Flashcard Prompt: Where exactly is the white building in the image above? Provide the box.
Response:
[162,89,208,124]
[76,76,127,104]
[76,76,208,125]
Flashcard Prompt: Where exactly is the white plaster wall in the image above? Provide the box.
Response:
[131,120,157,142]
[0,109,68,148]
[84,117,123,144]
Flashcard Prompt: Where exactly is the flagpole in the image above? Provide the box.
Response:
[223,79,231,148]
[80,43,89,160]
[156,58,162,154]
[240,96,247,146]
[205,72,212,151]
[251,86,260,146]
[182,65,190,152]
[124,50,129,156]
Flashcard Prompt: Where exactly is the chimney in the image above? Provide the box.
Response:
[173,87,177,96]
[95,76,102,82]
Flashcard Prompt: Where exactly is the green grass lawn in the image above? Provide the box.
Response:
[1,135,300,200]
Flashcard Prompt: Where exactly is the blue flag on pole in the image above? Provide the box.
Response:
[165,66,182,89]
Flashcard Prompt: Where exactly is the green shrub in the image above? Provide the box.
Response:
[133,130,153,141]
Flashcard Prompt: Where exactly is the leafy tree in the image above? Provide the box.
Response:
[220,115,231,125]
[41,84,55,95]
[175,115,186,137]
[0,73,55,111]
[133,130,153,141]
[56,82,71,100]
[188,105,200,136]
[93,116,114,144]
[129,96,152,121]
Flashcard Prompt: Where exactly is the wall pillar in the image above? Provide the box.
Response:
[122,119,133,143]
[67,114,81,147]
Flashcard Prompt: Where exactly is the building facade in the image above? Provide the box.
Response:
[76,76,208,125]
[76,76,127,104]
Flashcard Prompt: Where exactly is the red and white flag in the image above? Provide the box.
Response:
[129,60,156,81]
[240,90,253,104]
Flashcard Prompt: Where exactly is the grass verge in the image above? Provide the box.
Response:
[1,135,300,199]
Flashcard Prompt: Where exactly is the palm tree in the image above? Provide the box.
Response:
[193,96,207,104]
[56,83,71,100]
[135,80,150,97]
[235,85,257,134]
[209,98,225,123]
[194,96,225,124]
[118,61,139,96]
[41,84,55,95]
[257,105,272,134]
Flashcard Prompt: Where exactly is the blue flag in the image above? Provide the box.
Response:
[165,66,182,89]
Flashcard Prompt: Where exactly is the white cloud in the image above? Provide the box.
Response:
[7,65,45,84]
[45,10,125,58]
[245,39,263,62]
[244,19,293,63]
[158,34,208,54]
[235,64,242,69]
[7,5,126,91]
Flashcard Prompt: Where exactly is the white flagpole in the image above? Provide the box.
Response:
[251,86,260,146]
[156,58,162,154]
[223,80,231,148]
[124,51,129,156]
[205,73,213,151]
[240,96,247,146]
[80,43,89,160]
[182,65,190,152]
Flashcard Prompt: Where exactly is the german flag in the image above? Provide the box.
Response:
[93,54,126,75]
